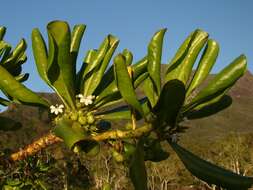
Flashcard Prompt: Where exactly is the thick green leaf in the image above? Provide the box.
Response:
[166,31,195,74]
[15,73,29,83]
[153,80,185,128]
[93,64,114,96]
[0,65,49,107]
[0,96,10,106]
[132,56,148,80]
[114,54,144,116]
[83,35,119,96]
[141,76,158,107]
[77,49,97,93]
[94,82,124,109]
[0,116,22,131]
[97,97,150,120]
[32,28,49,83]
[95,58,148,104]
[165,29,209,85]
[47,21,75,109]
[70,24,86,55]
[70,24,86,77]
[144,138,169,162]
[185,54,247,110]
[4,39,27,65]
[186,39,219,97]
[185,95,232,119]
[53,119,87,149]
[0,42,11,64]
[133,72,149,88]
[82,36,109,80]
[147,28,166,95]
[169,142,253,190]
[0,27,6,40]
[129,138,148,190]
[122,49,133,66]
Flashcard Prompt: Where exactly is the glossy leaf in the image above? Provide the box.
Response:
[83,35,119,96]
[129,138,148,190]
[0,96,10,106]
[0,65,49,107]
[133,72,149,88]
[114,54,144,116]
[97,98,150,121]
[185,95,232,119]
[53,119,87,149]
[15,73,29,83]
[122,49,133,66]
[147,28,166,94]
[141,76,158,107]
[185,54,247,111]
[4,39,27,65]
[132,56,148,80]
[31,29,50,85]
[186,39,219,97]
[77,49,97,93]
[165,29,209,85]
[70,24,86,57]
[82,36,109,80]
[169,142,253,190]
[47,21,75,109]
[0,26,6,40]
[93,64,114,96]
[70,24,86,78]
[153,80,185,128]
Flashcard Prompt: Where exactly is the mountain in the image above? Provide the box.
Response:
[0,70,253,151]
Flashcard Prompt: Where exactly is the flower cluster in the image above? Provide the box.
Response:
[76,94,96,106]
[50,104,64,115]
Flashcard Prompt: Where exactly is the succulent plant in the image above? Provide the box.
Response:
[1,20,252,189]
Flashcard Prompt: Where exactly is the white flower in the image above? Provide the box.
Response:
[76,94,95,106]
[171,134,178,143]
[50,104,64,115]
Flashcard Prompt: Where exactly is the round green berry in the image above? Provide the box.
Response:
[87,115,95,124]
[78,116,87,125]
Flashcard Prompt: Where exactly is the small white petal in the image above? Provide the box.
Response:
[59,104,64,109]
[77,94,84,98]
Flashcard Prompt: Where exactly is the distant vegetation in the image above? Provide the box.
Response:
[1,71,253,189]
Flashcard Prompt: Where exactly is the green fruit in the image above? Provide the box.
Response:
[76,102,82,108]
[112,150,124,162]
[102,183,112,190]
[70,112,78,121]
[87,115,95,124]
[78,116,87,125]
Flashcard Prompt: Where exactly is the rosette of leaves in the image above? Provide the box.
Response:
[0,26,49,109]
[0,26,45,131]
[29,20,150,156]
[105,28,253,189]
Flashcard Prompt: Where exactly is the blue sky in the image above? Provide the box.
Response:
[0,0,252,92]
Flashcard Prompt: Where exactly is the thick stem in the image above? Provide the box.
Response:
[90,124,152,141]
[10,125,153,161]
[10,133,62,161]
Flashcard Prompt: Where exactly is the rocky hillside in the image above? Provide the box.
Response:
[0,70,253,151]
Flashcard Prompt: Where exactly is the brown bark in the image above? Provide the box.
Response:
[10,132,62,161]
